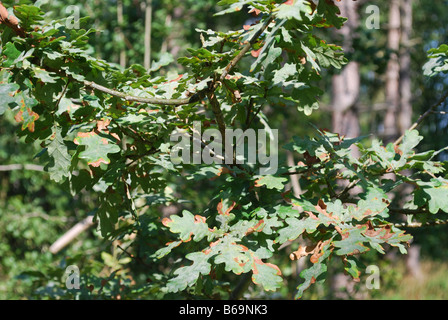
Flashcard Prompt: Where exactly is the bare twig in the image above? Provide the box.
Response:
[83,80,204,106]
[49,216,96,254]
[0,164,45,172]
[394,91,448,145]
[394,219,448,228]
[207,89,226,139]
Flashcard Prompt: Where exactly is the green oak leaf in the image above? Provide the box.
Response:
[254,175,288,191]
[14,92,39,132]
[32,67,58,83]
[45,127,71,183]
[0,83,20,115]
[95,196,120,237]
[162,210,212,242]
[213,238,251,275]
[276,0,312,21]
[349,187,389,221]
[251,259,283,292]
[295,244,331,299]
[415,179,448,214]
[333,226,369,256]
[343,256,362,281]
[166,252,212,293]
[272,62,297,85]
[276,217,320,244]
[399,130,423,157]
[153,240,182,259]
[2,43,21,68]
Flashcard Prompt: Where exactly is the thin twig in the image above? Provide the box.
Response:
[394,219,448,228]
[207,89,226,139]
[216,16,274,88]
[0,164,45,172]
[394,91,448,145]
[117,244,152,267]
[83,80,205,106]
[49,216,96,254]
[55,79,70,110]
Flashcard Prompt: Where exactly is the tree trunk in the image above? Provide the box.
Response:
[143,0,153,69]
[117,0,126,68]
[383,0,401,143]
[399,0,422,280]
[399,0,413,135]
[329,2,362,299]
[331,1,361,144]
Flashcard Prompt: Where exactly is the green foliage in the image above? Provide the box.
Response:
[423,44,448,77]
[0,0,447,300]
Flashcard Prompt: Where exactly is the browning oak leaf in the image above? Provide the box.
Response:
[213,239,251,275]
[161,210,213,242]
[73,131,120,167]
[13,92,39,132]
[333,226,369,256]
[251,257,283,292]
[0,83,19,115]
[295,242,332,299]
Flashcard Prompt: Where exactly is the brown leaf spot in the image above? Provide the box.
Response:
[265,263,282,275]
[394,144,403,156]
[234,257,246,268]
[96,119,111,131]
[161,217,172,227]
[380,225,393,240]
[251,47,263,58]
[248,8,261,15]
[7,15,18,26]
[89,158,108,167]
[14,110,23,123]
[168,74,183,83]
[217,200,236,216]
[210,239,221,248]
[194,215,206,224]
[306,211,319,220]
[246,220,265,236]
[74,131,95,143]
[290,245,314,261]
[310,252,322,264]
